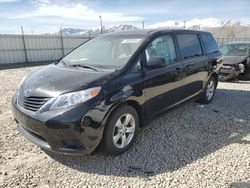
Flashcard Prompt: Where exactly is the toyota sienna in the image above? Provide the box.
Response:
[12,29,222,155]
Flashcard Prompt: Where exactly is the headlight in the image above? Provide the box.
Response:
[49,87,101,110]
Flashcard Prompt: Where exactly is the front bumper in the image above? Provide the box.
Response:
[219,64,245,81]
[12,93,106,155]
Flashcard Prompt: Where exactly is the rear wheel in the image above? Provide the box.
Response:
[198,76,216,104]
[103,105,139,155]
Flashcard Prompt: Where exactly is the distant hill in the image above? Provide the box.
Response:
[146,18,250,38]
[108,24,138,32]
[146,18,249,29]
[57,24,139,36]
[55,19,250,38]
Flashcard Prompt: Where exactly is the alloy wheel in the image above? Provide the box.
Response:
[206,79,215,101]
[112,113,135,149]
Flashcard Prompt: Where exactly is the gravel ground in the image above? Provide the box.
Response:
[0,66,250,188]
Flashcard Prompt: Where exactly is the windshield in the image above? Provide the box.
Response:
[220,44,249,56]
[62,35,144,70]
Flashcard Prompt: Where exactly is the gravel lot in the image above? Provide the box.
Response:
[0,66,250,188]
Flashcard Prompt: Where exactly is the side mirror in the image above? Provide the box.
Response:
[146,57,166,68]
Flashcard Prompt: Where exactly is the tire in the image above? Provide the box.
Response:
[197,76,216,104]
[238,66,250,81]
[102,105,139,155]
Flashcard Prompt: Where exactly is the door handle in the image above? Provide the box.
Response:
[183,64,192,72]
[175,67,181,74]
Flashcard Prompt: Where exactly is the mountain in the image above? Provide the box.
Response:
[108,24,138,32]
[146,18,250,29]
[57,24,139,36]
[59,28,87,35]
[55,20,250,38]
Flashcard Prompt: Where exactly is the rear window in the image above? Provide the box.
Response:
[176,33,202,59]
[200,33,218,54]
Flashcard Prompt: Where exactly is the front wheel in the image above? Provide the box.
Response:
[102,105,139,155]
[197,76,216,104]
[238,66,250,81]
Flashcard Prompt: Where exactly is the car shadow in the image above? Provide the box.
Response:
[0,61,53,70]
[220,79,250,85]
[45,88,250,177]
[229,182,250,188]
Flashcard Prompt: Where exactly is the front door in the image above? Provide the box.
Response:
[142,33,186,119]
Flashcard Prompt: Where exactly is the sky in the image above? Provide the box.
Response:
[0,0,250,34]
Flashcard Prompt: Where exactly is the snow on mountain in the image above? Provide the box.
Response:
[186,18,221,28]
[146,18,249,29]
[58,24,138,35]
[108,24,138,32]
[146,20,178,29]
[56,20,250,36]
[60,28,87,35]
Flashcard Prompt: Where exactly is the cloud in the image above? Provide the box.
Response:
[10,3,142,23]
[31,0,51,5]
[0,0,15,3]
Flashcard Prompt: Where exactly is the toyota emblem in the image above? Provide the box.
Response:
[24,86,32,96]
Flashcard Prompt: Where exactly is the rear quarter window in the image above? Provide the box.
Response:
[176,33,202,59]
[200,33,219,54]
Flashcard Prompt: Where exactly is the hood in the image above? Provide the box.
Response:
[20,64,114,98]
[222,55,248,65]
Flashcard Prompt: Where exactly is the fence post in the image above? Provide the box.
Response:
[88,30,91,40]
[21,26,28,63]
[60,28,65,57]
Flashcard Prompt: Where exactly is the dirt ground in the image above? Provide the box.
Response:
[0,66,250,188]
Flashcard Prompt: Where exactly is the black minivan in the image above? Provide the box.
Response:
[12,29,221,155]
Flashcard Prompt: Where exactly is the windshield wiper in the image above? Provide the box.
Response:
[58,59,69,66]
[69,64,100,71]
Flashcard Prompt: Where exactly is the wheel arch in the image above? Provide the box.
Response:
[106,100,144,128]
[209,72,219,88]
[124,100,144,128]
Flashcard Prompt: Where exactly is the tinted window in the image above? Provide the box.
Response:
[145,34,176,65]
[176,33,202,59]
[201,33,218,54]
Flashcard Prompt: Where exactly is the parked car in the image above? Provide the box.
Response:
[219,42,250,81]
[12,29,221,155]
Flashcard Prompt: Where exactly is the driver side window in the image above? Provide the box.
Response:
[146,34,176,65]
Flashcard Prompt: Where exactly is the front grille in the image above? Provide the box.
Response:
[18,93,51,112]
[220,65,234,73]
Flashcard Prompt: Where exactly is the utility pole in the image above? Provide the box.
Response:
[88,29,91,40]
[99,15,103,34]
[184,20,186,29]
[21,26,28,63]
[60,27,65,56]
[142,21,145,29]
